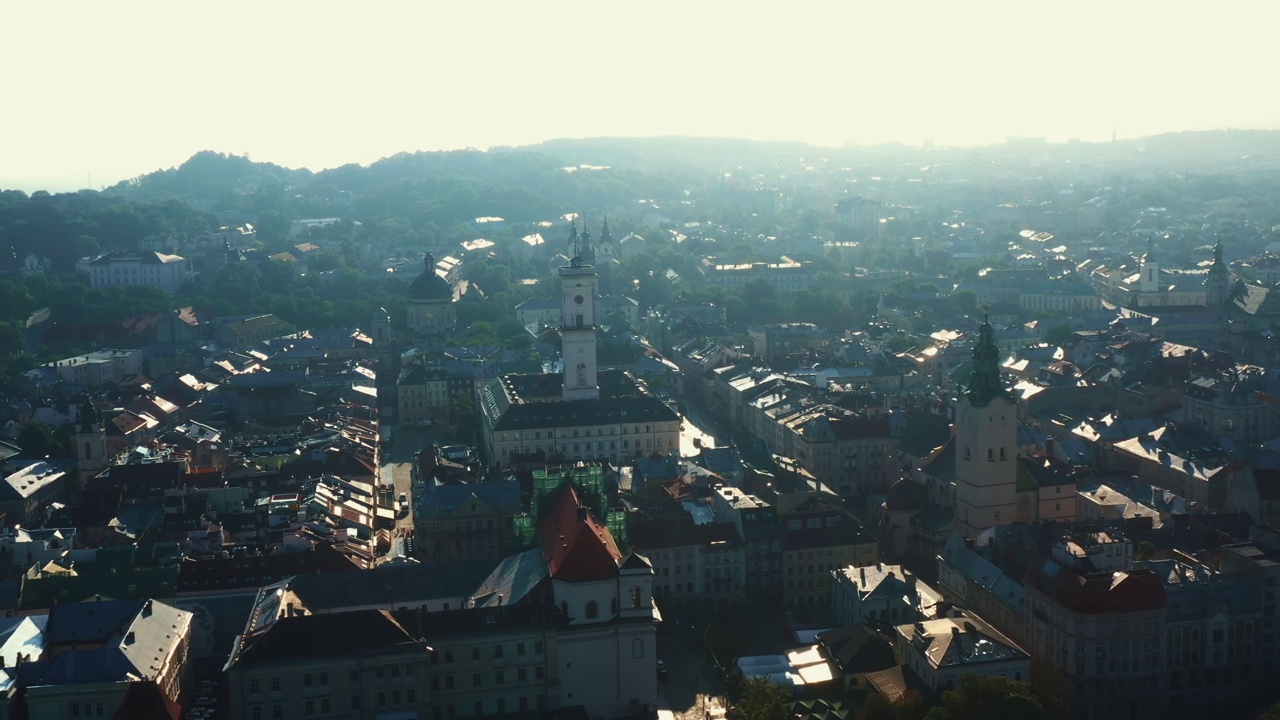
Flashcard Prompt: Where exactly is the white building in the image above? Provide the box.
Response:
[78,251,188,293]
[45,349,143,387]
[894,614,1030,694]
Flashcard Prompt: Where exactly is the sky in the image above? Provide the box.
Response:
[4,1,1278,192]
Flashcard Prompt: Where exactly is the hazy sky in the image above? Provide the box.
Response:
[4,1,1278,191]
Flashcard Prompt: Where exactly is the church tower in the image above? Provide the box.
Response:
[953,311,1017,540]
[1205,239,1229,308]
[75,398,107,474]
[560,227,600,402]
[1139,235,1160,293]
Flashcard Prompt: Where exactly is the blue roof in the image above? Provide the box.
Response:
[419,480,522,518]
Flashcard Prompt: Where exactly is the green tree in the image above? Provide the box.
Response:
[1044,324,1075,347]
[727,677,791,720]
[17,422,62,459]
[1136,540,1157,561]
[924,674,1045,720]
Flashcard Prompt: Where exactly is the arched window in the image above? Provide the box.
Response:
[632,638,644,659]
[964,446,971,460]
[585,600,599,619]
[630,586,642,609]
[83,442,92,460]
[1000,447,1006,461]
[988,448,994,462]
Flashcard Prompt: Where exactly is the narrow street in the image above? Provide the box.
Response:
[679,402,725,459]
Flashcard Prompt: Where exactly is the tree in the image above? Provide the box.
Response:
[1044,324,1075,347]
[727,677,791,720]
[1136,540,1157,561]
[17,422,62,459]
[924,674,1046,720]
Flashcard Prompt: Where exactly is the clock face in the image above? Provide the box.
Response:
[574,295,584,305]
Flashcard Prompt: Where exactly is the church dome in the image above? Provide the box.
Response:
[408,253,451,301]
[885,478,927,512]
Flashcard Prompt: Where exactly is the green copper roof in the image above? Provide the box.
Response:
[966,311,1011,407]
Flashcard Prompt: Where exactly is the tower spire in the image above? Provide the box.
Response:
[569,217,580,259]
[966,305,1007,407]
[600,215,612,243]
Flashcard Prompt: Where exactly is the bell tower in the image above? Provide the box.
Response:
[953,309,1017,539]
[561,223,600,402]
[1206,239,1229,308]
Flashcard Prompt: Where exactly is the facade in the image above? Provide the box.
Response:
[78,250,188,293]
[45,349,143,387]
[748,323,831,363]
[414,479,523,565]
[1024,558,1166,720]
[783,409,897,497]
[711,486,781,597]
[398,360,449,426]
[226,609,434,720]
[953,315,1018,539]
[779,494,878,610]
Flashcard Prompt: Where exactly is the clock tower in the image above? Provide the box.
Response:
[561,227,600,402]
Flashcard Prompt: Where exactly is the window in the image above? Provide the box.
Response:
[319,672,328,685]
[271,677,281,691]
[272,706,283,720]
[586,600,599,618]
[535,666,544,680]
[494,644,504,659]
[393,691,401,705]
[519,668,528,681]
[252,708,262,720]
[517,642,526,656]
[321,699,330,713]
[472,647,481,661]
[251,679,260,693]
[444,649,454,663]
[351,696,361,710]
[378,692,386,707]
[305,700,315,714]
[473,673,482,688]
[495,670,505,685]
[535,640,544,654]
[632,638,644,659]
[475,702,484,717]
[304,673,313,687]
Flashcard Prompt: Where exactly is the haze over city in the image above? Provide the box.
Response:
[5,0,1279,191]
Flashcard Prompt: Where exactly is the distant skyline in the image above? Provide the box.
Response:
[5,1,1278,192]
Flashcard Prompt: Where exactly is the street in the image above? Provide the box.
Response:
[656,622,727,720]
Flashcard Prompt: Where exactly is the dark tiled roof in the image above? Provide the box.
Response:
[1025,558,1165,614]
[419,479,522,518]
[235,610,417,665]
[896,412,952,460]
[289,561,494,612]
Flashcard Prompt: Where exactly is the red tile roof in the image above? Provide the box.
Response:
[1026,558,1165,614]
[537,482,621,582]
